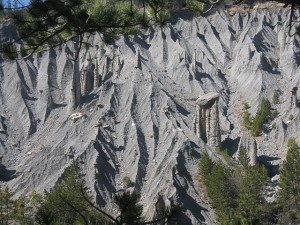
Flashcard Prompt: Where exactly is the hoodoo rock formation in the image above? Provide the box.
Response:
[81,53,95,97]
[194,92,221,149]
[291,87,298,107]
[69,56,81,111]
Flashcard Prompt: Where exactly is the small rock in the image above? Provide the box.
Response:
[95,122,101,127]
[97,103,104,109]
[69,113,85,122]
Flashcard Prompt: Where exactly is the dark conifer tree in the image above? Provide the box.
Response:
[278,138,300,223]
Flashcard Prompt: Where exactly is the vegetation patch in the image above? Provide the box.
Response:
[122,176,134,188]
[200,139,300,224]
[278,138,300,224]
[242,99,278,136]
[199,148,272,224]
[216,147,231,162]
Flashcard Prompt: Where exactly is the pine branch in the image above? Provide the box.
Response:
[58,194,89,225]
[79,186,118,224]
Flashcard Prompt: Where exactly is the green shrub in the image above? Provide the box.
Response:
[278,138,300,223]
[251,98,272,136]
[288,114,294,121]
[199,153,234,222]
[243,110,253,129]
[199,149,270,224]
[122,176,134,188]
[216,147,231,162]
[186,0,204,12]
[243,102,250,110]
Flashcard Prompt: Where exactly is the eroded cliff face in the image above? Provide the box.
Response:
[0,6,299,224]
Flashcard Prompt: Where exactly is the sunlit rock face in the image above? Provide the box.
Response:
[0,6,299,224]
[195,92,221,149]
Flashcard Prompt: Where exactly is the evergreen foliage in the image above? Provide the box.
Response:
[34,161,180,225]
[238,147,250,168]
[0,0,224,58]
[0,187,36,225]
[2,0,298,59]
[199,152,236,223]
[237,156,268,223]
[242,99,276,136]
[243,110,253,130]
[0,0,297,61]
[0,187,14,225]
[35,161,100,225]
[199,149,270,224]
[278,138,300,224]
[0,161,180,225]
[114,191,144,224]
[215,147,231,162]
[251,98,272,136]
[243,102,250,110]
[13,194,33,224]
[122,176,134,188]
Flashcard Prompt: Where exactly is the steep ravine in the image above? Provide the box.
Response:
[0,7,299,224]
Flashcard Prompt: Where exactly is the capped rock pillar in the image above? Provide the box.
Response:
[194,92,221,148]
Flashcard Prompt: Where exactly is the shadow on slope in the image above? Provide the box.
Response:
[258,155,280,177]
[221,137,240,156]
[0,163,17,182]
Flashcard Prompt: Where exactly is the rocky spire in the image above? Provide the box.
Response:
[69,52,81,111]
[98,43,106,59]
[135,47,142,70]
[81,52,94,97]
[103,56,110,80]
[291,87,298,107]
[179,51,184,62]
[191,49,196,73]
[116,55,123,78]
[94,55,100,88]
[0,115,6,134]
[194,92,221,148]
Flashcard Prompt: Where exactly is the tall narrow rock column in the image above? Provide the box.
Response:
[195,93,221,148]
[81,53,94,97]
[191,49,196,73]
[94,56,100,88]
[195,104,207,143]
[291,87,298,107]
[69,54,81,111]
[135,47,142,70]
[209,97,221,148]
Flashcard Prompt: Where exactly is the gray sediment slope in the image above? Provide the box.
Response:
[0,6,299,224]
